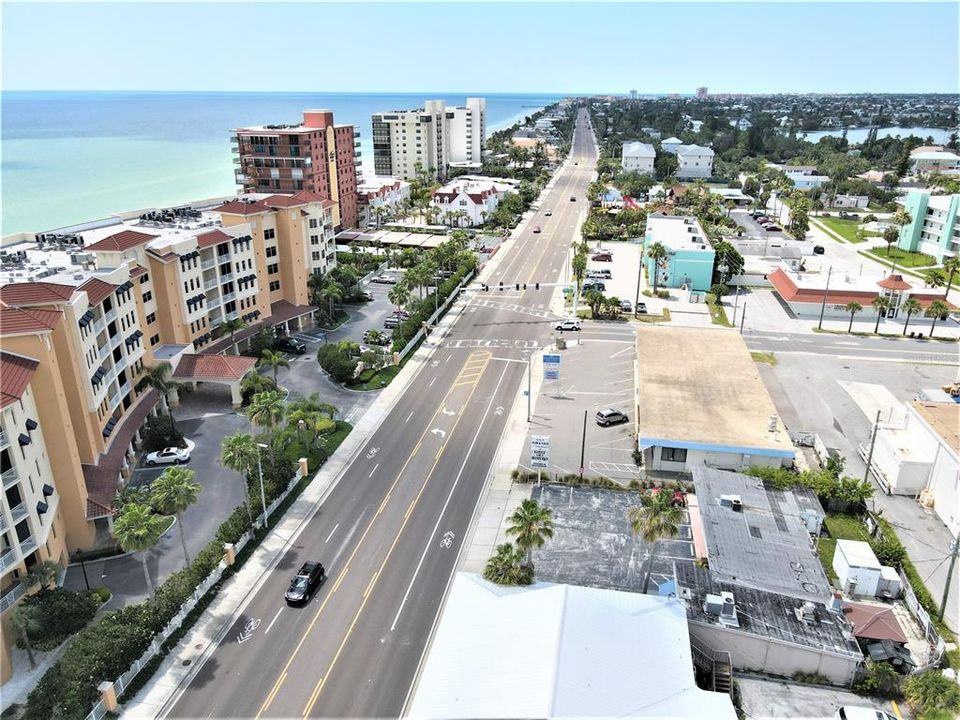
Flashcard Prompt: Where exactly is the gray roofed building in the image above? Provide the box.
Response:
[692,467,830,601]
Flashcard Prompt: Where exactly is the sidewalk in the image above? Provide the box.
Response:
[122,296,466,718]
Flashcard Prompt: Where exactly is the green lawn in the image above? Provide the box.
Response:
[350,364,402,391]
[815,216,878,244]
[817,514,872,585]
[750,351,777,365]
[705,293,732,327]
[864,246,937,268]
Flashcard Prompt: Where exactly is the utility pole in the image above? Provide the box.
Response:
[739,303,746,334]
[940,537,959,623]
[579,409,587,480]
[634,244,644,317]
[817,265,834,330]
[732,285,742,325]
[862,410,881,512]
[526,353,532,423]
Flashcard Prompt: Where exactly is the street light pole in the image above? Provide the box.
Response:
[256,442,269,527]
[817,265,834,330]
[634,244,644,317]
[526,353,532,422]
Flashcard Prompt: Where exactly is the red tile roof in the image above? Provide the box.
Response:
[0,351,40,409]
[0,307,61,335]
[85,229,158,253]
[196,229,233,249]
[129,264,148,278]
[262,195,303,208]
[78,278,117,306]
[842,602,908,644]
[877,275,912,291]
[0,281,75,306]
[218,200,271,215]
[172,353,257,381]
[292,190,328,204]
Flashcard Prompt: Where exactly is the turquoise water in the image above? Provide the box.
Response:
[1,91,563,234]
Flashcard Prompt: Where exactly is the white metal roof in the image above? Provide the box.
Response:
[836,539,881,570]
[408,573,738,719]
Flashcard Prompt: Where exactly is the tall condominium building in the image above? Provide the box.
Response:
[372,98,486,181]
[232,110,361,229]
[898,191,960,263]
[696,86,709,99]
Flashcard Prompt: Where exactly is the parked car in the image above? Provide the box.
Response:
[533,226,541,234]
[620,300,632,313]
[582,281,606,292]
[383,316,401,329]
[371,274,398,284]
[765,224,782,232]
[145,447,190,466]
[813,245,826,255]
[274,336,307,354]
[636,302,648,314]
[570,196,577,201]
[591,252,612,262]
[544,209,553,216]
[391,309,411,319]
[555,319,581,332]
[586,270,611,280]
[834,707,896,720]
[285,562,326,606]
[358,290,375,302]
[595,408,629,426]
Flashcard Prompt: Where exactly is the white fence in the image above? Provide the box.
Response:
[394,269,476,362]
[85,469,303,720]
[897,566,946,672]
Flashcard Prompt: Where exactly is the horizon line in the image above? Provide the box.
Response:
[4,89,960,97]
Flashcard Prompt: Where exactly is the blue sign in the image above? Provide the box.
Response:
[543,353,560,381]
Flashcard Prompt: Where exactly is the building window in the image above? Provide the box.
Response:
[312,251,321,261]
[150,334,160,346]
[267,263,279,275]
[309,219,318,229]
[310,234,319,245]
[264,228,276,240]
[146,312,156,324]
[269,280,281,292]
[661,447,687,463]
[265,246,277,258]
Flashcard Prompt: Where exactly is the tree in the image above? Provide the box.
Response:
[583,288,605,318]
[150,466,201,567]
[882,226,899,256]
[141,362,180,412]
[240,371,276,404]
[246,390,285,430]
[505,499,555,570]
[140,413,185,452]
[220,432,258,524]
[23,560,60,591]
[258,349,290,386]
[712,240,744,282]
[388,280,411,313]
[220,318,248,356]
[627,491,682,594]
[925,300,950,337]
[318,282,345,323]
[844,301,862,333]
[901,297,922,335]
[112,503,167,596]
[646,242,669,293]
[787,192,810,239]
[710,283,729,303]
[10,604,41,669]
[903,670,960,718]
[482,543,531,586]
[871,296,890,334]
[942,255,960,299]
[925,267,947,291]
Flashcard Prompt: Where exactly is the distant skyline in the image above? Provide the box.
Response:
[2,2,958,94]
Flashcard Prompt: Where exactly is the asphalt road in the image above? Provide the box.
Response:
[167,111,598,719]
[744,328,960,364]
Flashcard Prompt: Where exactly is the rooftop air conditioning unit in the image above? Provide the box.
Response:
[795,601,818,624]
[719,591,739,627]
[704,593,724,617]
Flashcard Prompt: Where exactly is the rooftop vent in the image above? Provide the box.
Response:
[719,495,743,512]
[794,600,818,624]
[719,591,739,627]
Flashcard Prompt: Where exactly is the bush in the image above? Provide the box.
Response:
[17,588,101,651]
[317,344,358,384]
[870,533,906,567]
[903,671,960,717]
[92,587,112,603]
[853,660,902,698]
[140,414,185,452]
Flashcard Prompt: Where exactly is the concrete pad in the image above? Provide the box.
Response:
[736,676,897,720]
[837,380,906,424]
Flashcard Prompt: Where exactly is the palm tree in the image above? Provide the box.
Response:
[23,559,61,590]
[942,256,960,299]
[258,349,290,385]
[871,296,890,334]
[901,297,922,335]
[318,282,345,323]
[925,267,947,291]
[505,499,554,570]
[220,318,248,356]
[220,432,258,524]
[882,226,899,256]
[845,301,863,333]
[627,491,682,594]
[584,288,605,318]
[150,467,201,567]
[113,503,167,596]
[141,362,180,412]
[240,371,276,400]
[646,242,669,294]
[892,208,912,233]
[287,407,319,444]
[10,604,41,669]
[925,300,950,337]
[246,390,285,430]
[388,281,411,314]
[482,542,529,586]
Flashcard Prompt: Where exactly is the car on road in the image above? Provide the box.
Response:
[620,300,632,313]
[544,209,552,216]
[274,336,307,354]
[533,226,541,233]
[383,316,401,329]
[813,245,826,255]
[145,447,190,466]
[358,290,375,302]
[595,408,629,426]
[371,274,398,284]
[285,562,326,605]
[555,319,581,332]
[636,302,648,314]
[834,707,896,720]
[591,252,612,262]
[570,196,577,201]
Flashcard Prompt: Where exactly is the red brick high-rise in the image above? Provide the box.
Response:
[232,110,360,228]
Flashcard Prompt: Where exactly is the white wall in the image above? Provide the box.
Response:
[677,154,713,179]
[622,155,655,175]
[648,446,788,472]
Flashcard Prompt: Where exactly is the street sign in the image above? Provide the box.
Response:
[531,435,550,469]
[543,353,560,381]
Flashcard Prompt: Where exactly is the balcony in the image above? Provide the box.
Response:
[93,318,106,335]
[108,391,121,409]
[0,430,8,449]
[9,503,27,524]
[119,382,131,398]
[104,307,117,324]
[221,292,237,304]
[201,257,217,270]
[0,549,18,575]
[19,537,37,558]
[207,295,222,309]
[2,467,19,490]
[114,355,128,374]
[354,139,361,148]
[97,342,109,360]
[204,276,219,291]
[220,272,234,283]
[0,582,25,612]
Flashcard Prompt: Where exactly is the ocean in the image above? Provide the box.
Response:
[1,91,564,235]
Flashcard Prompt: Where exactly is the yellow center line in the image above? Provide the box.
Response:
[255,351,489,718]
[375,493,390,516]
[331,567,348,593]
[301,359,491,718]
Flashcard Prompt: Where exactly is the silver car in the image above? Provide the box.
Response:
[145,446,190,466]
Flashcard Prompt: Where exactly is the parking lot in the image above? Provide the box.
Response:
[582,241,643,310]
[530,484,694,594]
[523,320,638,482]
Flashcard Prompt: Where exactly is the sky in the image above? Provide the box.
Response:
[2,2,958,95]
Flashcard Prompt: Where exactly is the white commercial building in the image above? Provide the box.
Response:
[833,194,869,209]
[676,144,715,179]
[911,150,960,176]
[621,141,656,174]
[371,98,485,181]
[408,572,738,719]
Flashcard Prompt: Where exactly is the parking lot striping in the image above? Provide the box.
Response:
[568,390,626,396]
[264,608,283,635]
[608,346,633,359]
[369,463,379,478]
[325,523,340,543]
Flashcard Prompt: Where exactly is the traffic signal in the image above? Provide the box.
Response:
[498,281,504,291]
[482,284,489,292]
[535,282,540,290]
[523,283,527,290]
[515,283,520,291]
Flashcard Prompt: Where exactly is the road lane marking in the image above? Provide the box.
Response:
[369,463,379,478]
[404,500,416,520]
[390,363,511,632]
[429,377,436,387]
[363,571,380,599]
[375,494,390,515]
[332,568,348,593]
[324,523,339,543]
[265,609,283,635]
[405,411,414,423]
[259,672,287,714]
[299,353,492,717]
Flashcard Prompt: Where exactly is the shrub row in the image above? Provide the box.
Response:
[390,257,477,354]
[18,588,101,651]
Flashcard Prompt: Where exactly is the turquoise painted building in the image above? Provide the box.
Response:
[898,191,959,262]
[644,214,716,292]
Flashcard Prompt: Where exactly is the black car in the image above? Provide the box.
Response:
[582,281,606,292]
[813,245,826,255]
[275,336,307,354]
[285,562,326,605]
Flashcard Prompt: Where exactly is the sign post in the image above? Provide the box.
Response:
[542,353,560,381]
[530,435,550,486]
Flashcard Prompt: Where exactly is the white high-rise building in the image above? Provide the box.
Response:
[372,98,486,181]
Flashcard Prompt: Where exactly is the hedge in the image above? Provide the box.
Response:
[17,588,101,651]
[390,257,477,354]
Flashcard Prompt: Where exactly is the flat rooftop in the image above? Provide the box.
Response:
[912,400,960,452]
[693,467,830,600]
[676,563,861,660]
[636,326,794,458]
[646,214,712,252]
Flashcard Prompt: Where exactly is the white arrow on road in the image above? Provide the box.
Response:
[431,428,447,439]
[495,406,504,416]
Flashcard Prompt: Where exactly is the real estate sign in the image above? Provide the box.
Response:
[543,353,560,381]
[530,435,550,469]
